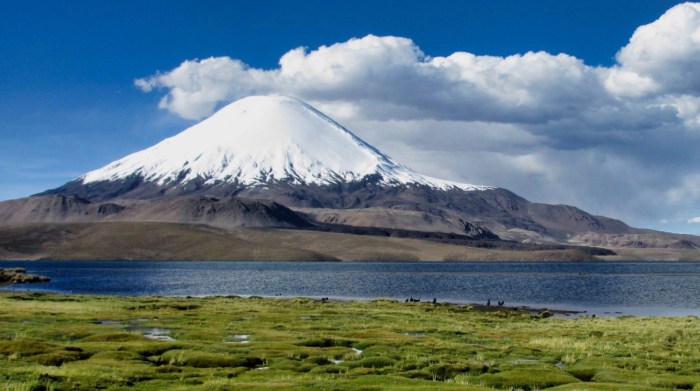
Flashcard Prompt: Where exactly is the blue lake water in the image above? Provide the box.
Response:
[2,260,700,317]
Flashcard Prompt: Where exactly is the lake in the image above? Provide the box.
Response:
[2,260,700,317]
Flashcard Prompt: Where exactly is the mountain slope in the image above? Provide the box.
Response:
[28,95,700,249]
[0,195,311,229]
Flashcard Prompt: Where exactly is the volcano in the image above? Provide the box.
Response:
[2,95,698,260]
[48,95,491,200]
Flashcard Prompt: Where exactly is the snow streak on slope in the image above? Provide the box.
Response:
[81,95,492,191]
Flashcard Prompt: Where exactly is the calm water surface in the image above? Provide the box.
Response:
[2,261,700,317]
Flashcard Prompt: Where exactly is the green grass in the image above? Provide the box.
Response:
[0,293,698,390]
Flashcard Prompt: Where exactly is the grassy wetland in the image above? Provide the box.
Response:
[0,293,699,390]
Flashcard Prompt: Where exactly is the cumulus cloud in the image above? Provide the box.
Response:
[135,3,700,232]
[689,217,700,223]
[613,2,700,97]
[136,36,622,126]
[135,58,274,119]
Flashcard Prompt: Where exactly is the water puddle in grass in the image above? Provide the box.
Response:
[351,348,363,355]
[404,332,426,337]
[332,359,344,364]
[256,367,270,370]
[127,327,175,341]
[94,320,123,326]
[555,361,566,369]
[95,319,174,341]
[225,334,251,344]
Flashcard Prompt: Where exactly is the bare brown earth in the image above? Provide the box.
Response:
[600,247,700,261]
[0,222,615,262]
[570,232,700,249]
[0,195,309,229]
[2,221,697,261]
[7,193,700,252]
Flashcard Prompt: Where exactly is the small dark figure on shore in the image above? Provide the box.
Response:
[487,299,491,306]
[432,298,437,304]
[405,298,409,303]
[497,300,505,307]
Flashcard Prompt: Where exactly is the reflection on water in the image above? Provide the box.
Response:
[2,260,699,316]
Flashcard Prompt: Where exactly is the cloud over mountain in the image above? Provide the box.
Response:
[135,3,700,232]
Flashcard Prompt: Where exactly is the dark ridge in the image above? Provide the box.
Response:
[97,203,126,216]
[298,223,616,256]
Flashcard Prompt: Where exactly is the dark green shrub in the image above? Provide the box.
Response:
[427,363,481,381]
[566,366,599,381]
[33,351,86,366]
[0,339,60,357]
[479,368,579,390]
[348,357,396,369]
[309,365,345,374]
[297,338,354,348]
[399,369,432,380]
[82,333,149,342]
[306,356,331,365]
[161,350,262,368]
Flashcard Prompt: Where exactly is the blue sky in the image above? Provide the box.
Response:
[3,0,700,234]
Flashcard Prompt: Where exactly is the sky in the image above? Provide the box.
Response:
[2,0,700,234]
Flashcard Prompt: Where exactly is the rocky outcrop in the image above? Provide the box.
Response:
[0,268,50,284]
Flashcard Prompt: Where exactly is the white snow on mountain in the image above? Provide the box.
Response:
[81,95,492,191]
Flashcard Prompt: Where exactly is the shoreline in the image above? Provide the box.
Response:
[3,258,700,263]
[4,289,697,319]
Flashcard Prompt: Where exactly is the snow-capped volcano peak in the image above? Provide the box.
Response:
[81,95,491,191]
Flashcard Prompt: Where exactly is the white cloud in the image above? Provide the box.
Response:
[135,57,273,119]
[688,216,700,224]
[133,4,700,232]
[613,3,700,97]
[603,67,659,98]
[136,35,617,126]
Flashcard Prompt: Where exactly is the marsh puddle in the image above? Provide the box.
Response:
[94,319,175,341]
[225,334,251,344]
[94,320,123,326]
[126,327,175,341]
[351,348,363,355]
[403,332,426,337]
